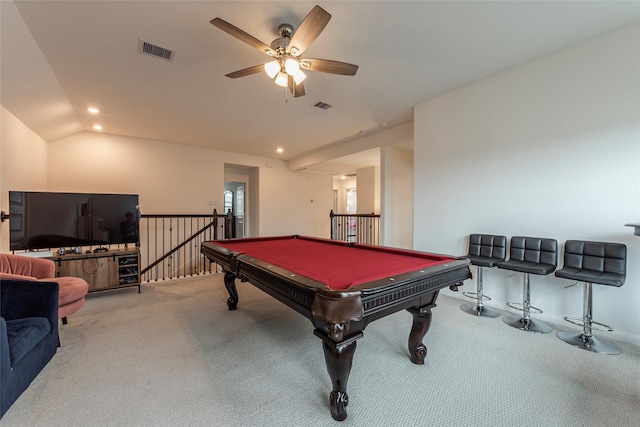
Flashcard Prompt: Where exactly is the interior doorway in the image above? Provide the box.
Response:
[224,182,245,238]
[224,164,258,238]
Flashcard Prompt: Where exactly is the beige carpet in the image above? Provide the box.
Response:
[3,274,639,426]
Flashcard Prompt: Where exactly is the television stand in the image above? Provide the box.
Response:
[49,248,141,294]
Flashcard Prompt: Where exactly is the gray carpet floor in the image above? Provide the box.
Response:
[3,274,639,426]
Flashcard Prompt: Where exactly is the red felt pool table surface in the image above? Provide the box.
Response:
[215,235,454,291]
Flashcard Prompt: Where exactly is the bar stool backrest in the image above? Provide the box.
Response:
[563,240,626,281]
[509,236,557,266]
[468,234,506,261]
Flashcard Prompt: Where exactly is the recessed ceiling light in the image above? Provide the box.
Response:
[87,107,100,113]
[276,148,284,153]
[92,125,103,130]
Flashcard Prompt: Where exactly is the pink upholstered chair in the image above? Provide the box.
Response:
[0,253,89,324]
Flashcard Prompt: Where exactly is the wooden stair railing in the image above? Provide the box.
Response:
[139,210,235,281]
[330,210,380,245]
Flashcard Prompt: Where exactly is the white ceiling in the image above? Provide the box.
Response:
[2,1,638,175]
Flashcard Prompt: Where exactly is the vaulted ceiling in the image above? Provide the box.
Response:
[2,1,638,175]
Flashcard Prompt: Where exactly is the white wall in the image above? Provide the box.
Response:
[355,166,379,215]
[257,162,333,237]
[414,23,640,343]
[381,143,414,249]
[0,106,49,249]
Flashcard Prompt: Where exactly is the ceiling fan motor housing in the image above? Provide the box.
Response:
[270,36,290,54]
[278,23,294,38]
[271,24,295,56]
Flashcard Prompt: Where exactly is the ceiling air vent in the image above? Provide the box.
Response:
[138,39,174,62]
[313,101,332,110]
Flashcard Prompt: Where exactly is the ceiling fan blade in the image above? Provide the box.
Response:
[210,18,276,56]
[225,65,265,79]
[288,75,305,97]
[300,59,359,76]
[289,5,331,56]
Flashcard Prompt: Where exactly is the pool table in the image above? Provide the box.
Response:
[201,235,470,421]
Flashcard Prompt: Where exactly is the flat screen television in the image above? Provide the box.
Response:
[9,191,140,251]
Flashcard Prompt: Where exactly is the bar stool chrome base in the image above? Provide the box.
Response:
[503,315,552,333]
[557,331,622,355]
[556,282,622,354]
[460,303,500,318]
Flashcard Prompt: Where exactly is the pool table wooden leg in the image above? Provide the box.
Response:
[314,331,362,421]
[407,303,435,365]
[223,271,239,310]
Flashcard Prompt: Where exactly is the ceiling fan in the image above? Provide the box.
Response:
[210,5,358,98]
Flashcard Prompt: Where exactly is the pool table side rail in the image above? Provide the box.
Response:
[200,242,240,271]
[359,259,471,317]
[351,257,470,292]
[350,241,463,261]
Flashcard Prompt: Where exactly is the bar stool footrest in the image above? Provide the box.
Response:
[506,302,543,315]
[462,291,491,301]
[563,316,613,332]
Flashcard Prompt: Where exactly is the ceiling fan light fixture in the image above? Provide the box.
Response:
[274,71,289,87]
[264,60,280,78]
[293,70,307,85]
[284,58,300,75]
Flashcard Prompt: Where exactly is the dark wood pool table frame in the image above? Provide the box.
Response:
[201,235,470,421]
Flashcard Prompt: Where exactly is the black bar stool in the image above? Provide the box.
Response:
[497,236,558,333]
[555,240,626,355]
[460,234,506,318]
